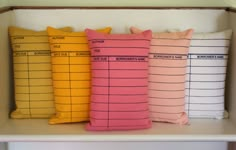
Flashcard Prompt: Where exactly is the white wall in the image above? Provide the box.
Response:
[8,0,229,7]
[0,0,9,7]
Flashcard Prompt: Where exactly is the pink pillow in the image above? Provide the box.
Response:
[85,29,152,131]
[130,27,193,124]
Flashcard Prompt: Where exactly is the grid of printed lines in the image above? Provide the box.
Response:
[186,37,230,118]
[89,38,150,129]
[49,34,90,123]
[149,37,190,122]
[11,34,54,118]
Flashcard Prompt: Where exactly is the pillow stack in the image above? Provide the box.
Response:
[9,25,232,131]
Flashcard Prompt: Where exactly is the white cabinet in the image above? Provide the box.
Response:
[0,7,236,142]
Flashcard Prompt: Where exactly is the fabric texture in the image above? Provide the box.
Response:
[185,30,232,119]
[9,26,72,118]
[130,27,193,124]
[47,26,111,124]
[85,29,152,131]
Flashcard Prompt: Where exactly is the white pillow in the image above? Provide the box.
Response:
[186,29,232,119]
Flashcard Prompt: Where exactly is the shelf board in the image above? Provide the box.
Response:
[0,119,236,142]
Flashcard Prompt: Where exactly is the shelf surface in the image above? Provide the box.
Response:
[0,119,236,142]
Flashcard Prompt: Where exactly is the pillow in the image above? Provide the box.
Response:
[130,27,193,124]
[85,29,152,131]
[185,30,232,119]
[9,26,72,118]
[47,26,112,124]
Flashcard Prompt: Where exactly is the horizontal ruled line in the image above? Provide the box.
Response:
[186,109,224,111]
[91,101,147,104]
[93,94,147,96]
[150,104,185,107]
[88,124,149,128]
[12,42,49,44]
[149,89,185,92]
[149,81,185,84]
[17,107,55,109]
[187,66,227,68]
[188,73,226,75]
[91,109,148,112]
[188,53,228,56]
[90,117,149,120]
[14,62,51,64]
[53,80,90,81]
[15,77,52,79]
[54,95,90,97]
[151,111,183,114]
[56,110,89,112]
[49,35,86,37]
[186,80,225,82]
[52,64,90,65]
[14,70,51,72]
[149,58,187,60]
[92,60,148,62]
[54,87,90,89]
[152,38,191,40]
[11,35,48,37]
[92,69,148,70]
[151,45,189,48]
[186,102,224,105]
[91,55,148,57]
[93,77,148,79]
[190,46,229,48]
[92,85,147,87]
[91,46,150,49]
[191,39,230,41]
[186,87,225,90]
[50,43,88,44]
[149,65,187,68]
[89,39,151,41]
[16,92,53,94]
[55,103,89,105]
[149,73,186,76]
[149,96,185,99]
[16,100,53,102]
[52,71,90,73]
[186,95,224,97]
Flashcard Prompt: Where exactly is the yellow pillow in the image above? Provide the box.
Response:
[47,26,112,124]
[9,26,72,119]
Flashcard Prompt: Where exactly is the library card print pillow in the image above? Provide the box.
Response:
[130,27,193,125]
[47,26,112,124]
[9,26,72,119]
[85,29,152,131]
[185,30,232,119]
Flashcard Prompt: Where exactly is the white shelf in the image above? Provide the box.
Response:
[1,8,236,144]
[0,119,236,142]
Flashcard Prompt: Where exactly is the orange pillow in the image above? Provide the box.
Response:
[9,26,72,119]
[47,26,112,124]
